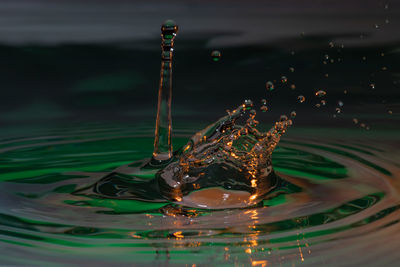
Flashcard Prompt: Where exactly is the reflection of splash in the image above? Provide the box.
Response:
[158,104,292,208]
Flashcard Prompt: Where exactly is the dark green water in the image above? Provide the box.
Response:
[1,121,399,266]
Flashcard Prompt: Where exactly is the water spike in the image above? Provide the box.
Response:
[153,20,178,162]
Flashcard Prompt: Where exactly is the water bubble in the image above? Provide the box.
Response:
[211,50,222,62]
[297,95,305,103]
[244,99,253,109]
[370,83,375,89]
[321,100,327,106]
[290,84,296,90]
[266,81,274,91]
[290,111,297,118]
[338,100,344,107]
[281,76,288,83]
[335,107,341,113]
[289,67,295,72]
[315,90,327,97]
[280,115,288,121]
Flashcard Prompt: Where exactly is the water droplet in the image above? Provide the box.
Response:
[329,42,334,48]
[244,99,254,109]
[353,118,359,124]
[374,24,379,29]
[289,67,295,72]
[315,90,327,97]
[321,100,327,106]
[335,107,341,113]
[370,83,375,89]
[280,115,288,121]
[338,100,344,107]
[324,73,329,78]
[382,66,387,71]
[290,111,297,118]
[297,95,305,103]
[362,56,367,61]
[266,81,274,91]
[290,84,296,90]
[344,90,348,94]
[281,76,288,83]
[315,103,321,108]
[324,54,329,60]
[211,50,221,62]
[385,18,390,24]
[388,110,393,114]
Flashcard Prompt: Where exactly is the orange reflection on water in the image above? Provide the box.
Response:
[251,260,268,267]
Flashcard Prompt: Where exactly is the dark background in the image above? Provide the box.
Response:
[0,0,399,130]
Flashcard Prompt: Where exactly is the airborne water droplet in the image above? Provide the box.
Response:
[315,90,327,97]
[321,99,327,106]
[211,50,222,62]
[289,67,295,72]
[370,83,375,89]
[298,95,305,103]
[338,100,344,107]
[280,115,288,121]
[266,81,274,91]
[290,111,297,118]
[336,107,341,113]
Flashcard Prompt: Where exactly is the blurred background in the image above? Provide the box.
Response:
[0,0,399,133]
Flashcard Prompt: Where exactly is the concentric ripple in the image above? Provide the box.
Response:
[0,124,400,266]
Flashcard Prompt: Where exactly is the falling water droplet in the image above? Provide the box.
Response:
[370,83,375,89]
[315,90,327,97]
[281,76,288,83]
[260,99,268,112]
[244,99,254,109]
[338,100,344,107]
[298,95,305,103]
[290,111,297,118]
[211,50,222,62]
[280,115,288,121]
[266,81,275,91]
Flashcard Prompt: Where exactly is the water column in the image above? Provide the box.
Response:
[153,20,178,162]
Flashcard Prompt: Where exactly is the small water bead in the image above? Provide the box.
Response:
[370,83,375,89]
[324,54,329,60]
[335,107,341,113]
[281,76,288,83]
[321,100,327,106]
[244,99,254,109]
[266,81,274,91]
[374,24,379,29]
[353,118,359,124]
[290,111,297,118]
[289,67,295,72]
[211,50,222,62]
[315,90,327,97]
[298,95,305,103]
[280,115,288,121]
[338,100,344,107]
